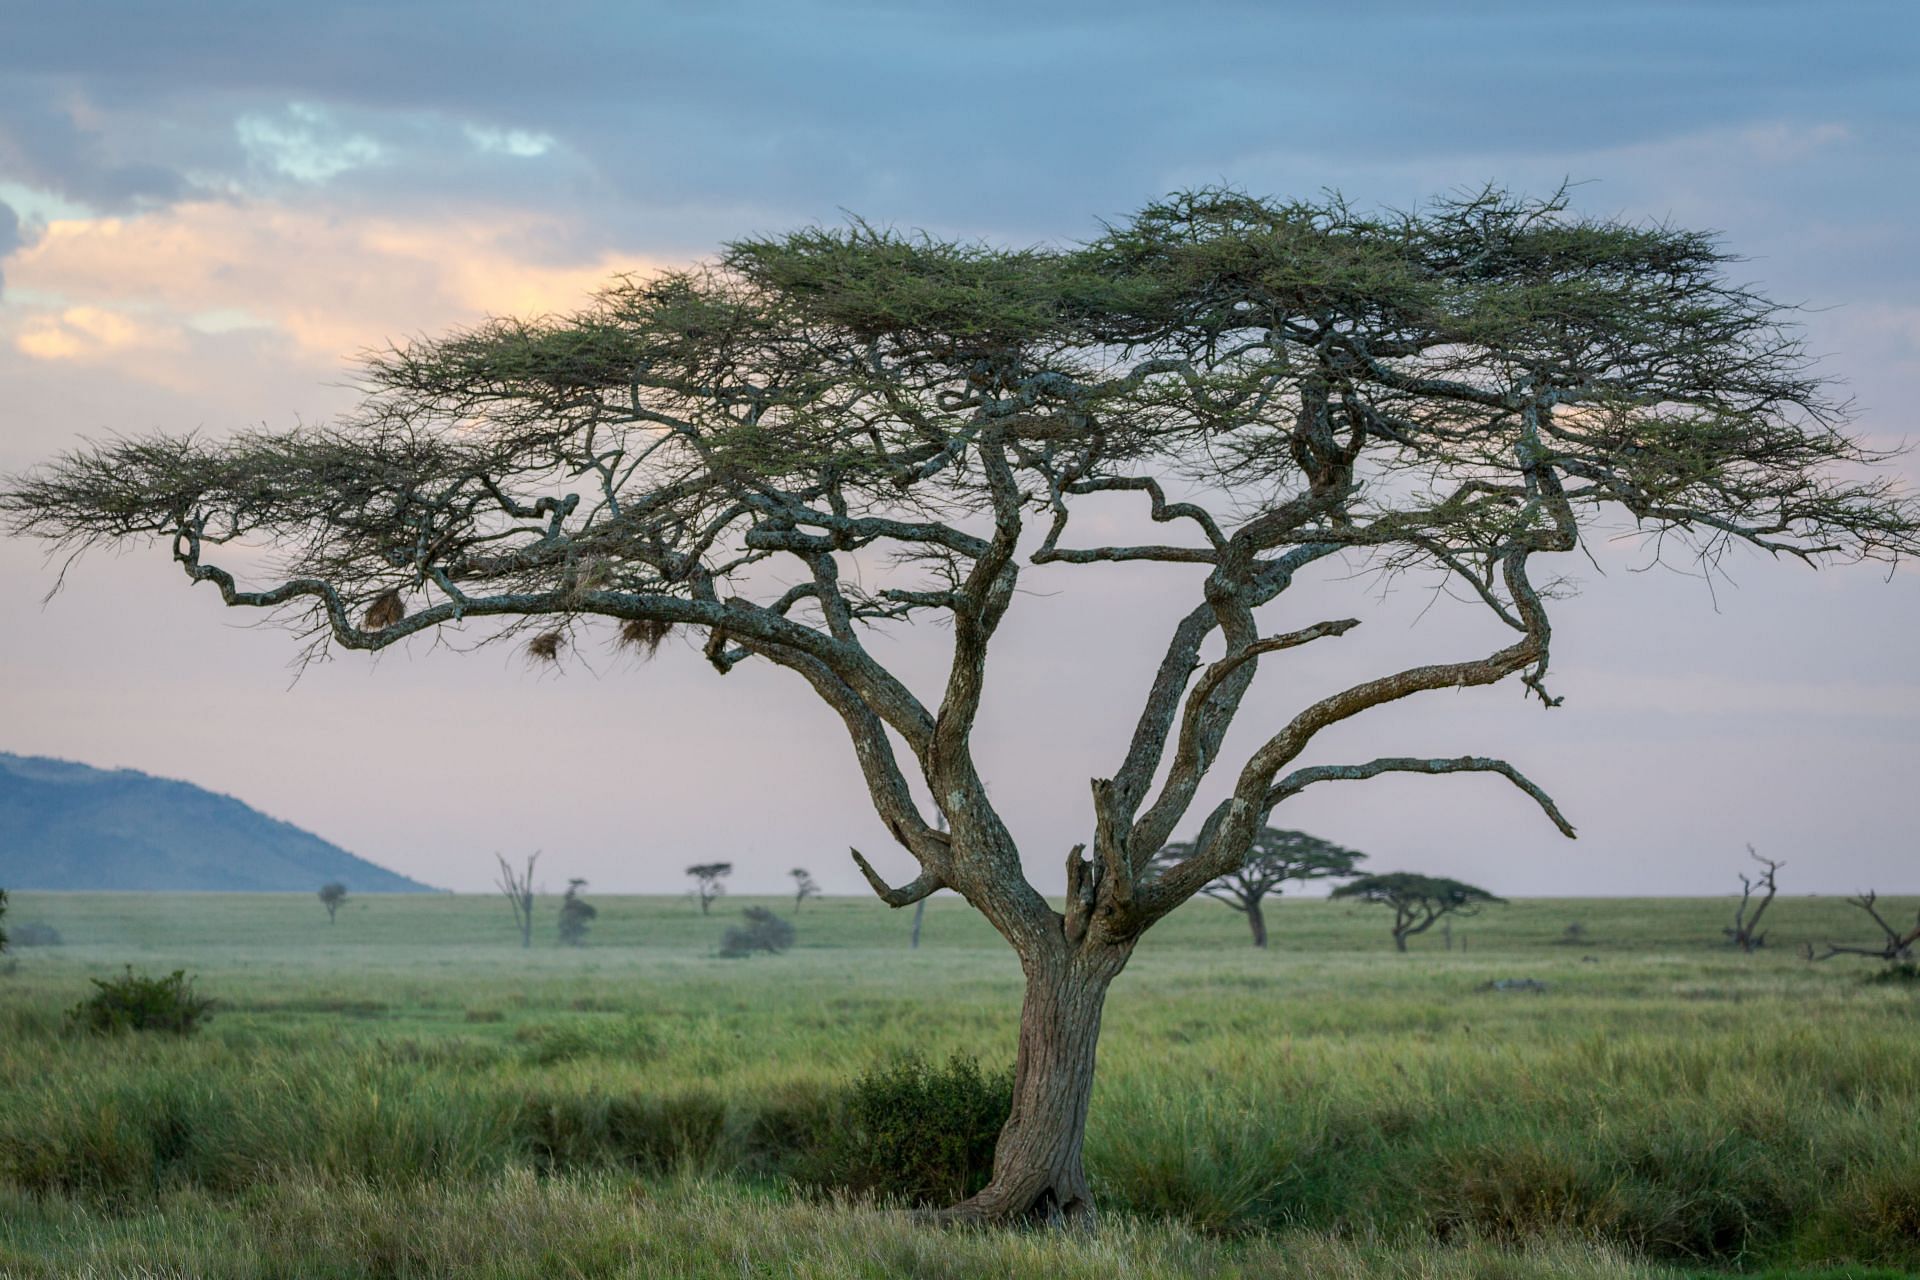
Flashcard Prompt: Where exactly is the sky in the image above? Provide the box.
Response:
[2,1,1917,897]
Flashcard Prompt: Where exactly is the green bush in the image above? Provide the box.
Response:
[69,968,214,1036]
[719,906,795,958]
[825,1053,1011,1205]
[11,920,62,947]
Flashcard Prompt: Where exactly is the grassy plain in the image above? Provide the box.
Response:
[0,889,1915,1279]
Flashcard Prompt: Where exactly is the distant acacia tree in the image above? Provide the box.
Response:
[557,878,597,946]
[0,887,8,954]
[318,882,347,924]
[496,851,539,949]
[1332,872,1504,952]
[1725,847,1782,952]
[8,188,1917,1223]
[686,862,731,915]
[1152,828,1363,947]
[790,867,821,911]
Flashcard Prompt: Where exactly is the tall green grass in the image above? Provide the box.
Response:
[1,891,1916,1275]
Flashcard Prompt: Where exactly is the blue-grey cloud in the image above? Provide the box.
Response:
[1,2,1914,249]
[0,83,196,212]
[0,198,19,295]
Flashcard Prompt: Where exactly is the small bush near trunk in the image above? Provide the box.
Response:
[828,1053,1012,1205]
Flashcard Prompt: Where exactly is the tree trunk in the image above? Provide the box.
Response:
[1246,899,1267,948]
[1394,929,1408,952]
[944,946,1127,1224]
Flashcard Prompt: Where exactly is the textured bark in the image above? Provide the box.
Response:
[944,945,1129,1224]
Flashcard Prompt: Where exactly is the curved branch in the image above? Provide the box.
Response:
[1265,755,1576,837]
[850,847,945,907]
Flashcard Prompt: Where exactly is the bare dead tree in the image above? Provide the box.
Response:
[1330,872,1503,951]
[496,851,538,949]
[1812,891,1920,963]
[790,867,820,911]
[7,188,1917,1224]
[1151,828,1363,947]
[1725,846,1783,952]
[686,862,731,915]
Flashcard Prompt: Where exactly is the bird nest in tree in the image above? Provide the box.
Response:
[619,617,673,656]
[525,629,565,663]
[363,589,404,631]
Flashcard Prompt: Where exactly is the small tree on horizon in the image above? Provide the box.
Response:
[0,887,8,954]
[790,867,820,911]
[495,851,539,949]
[1151,828,1364,947]
[557,877,597,946]
[1331,872,1504,952]
[686,862,731,915]
[318,882,347,924]
[8,187,1918,1223]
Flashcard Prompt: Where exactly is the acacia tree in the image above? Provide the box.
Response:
[686,862,731,914]
[6,188,1917,1223]
[791,867,821,910]
[1330,872,1503,951]
[1725,846,1783,952]
[496,851,538,949]
[1152,827,1363,947]
[318,881,347,924]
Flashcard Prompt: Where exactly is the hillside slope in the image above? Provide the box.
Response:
[0,753,435,891]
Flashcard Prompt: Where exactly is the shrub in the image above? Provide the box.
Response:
[828,1053,1012,1205]
[719,906,795,957]
[1865,961,1920,985]
[69,967,214,1036]
[11,920,62,947]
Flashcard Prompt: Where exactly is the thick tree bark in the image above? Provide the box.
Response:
[1246,898,1268,948]
[944,944,1129,1224]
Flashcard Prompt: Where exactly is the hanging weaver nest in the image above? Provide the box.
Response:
[364,589,405,631]
[618,617,673,657]
[526,629,566,663]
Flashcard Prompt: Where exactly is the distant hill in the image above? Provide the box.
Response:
[0,753,436,892]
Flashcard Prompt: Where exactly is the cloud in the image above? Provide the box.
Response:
[0,83,195,212]
[237,103,385,183]
[0,199,20,295]
[15,304,184,362]
[2,198,663,382]
[465,125,554,158]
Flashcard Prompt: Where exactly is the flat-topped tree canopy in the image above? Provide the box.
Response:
[6,187,1916,1222]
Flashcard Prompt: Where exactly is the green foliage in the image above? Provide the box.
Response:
[1864,961,1919,985]
[557,879,597,947]
[719,906,794,958]
[68,968,213,1036]
[826,1054,1013,1205]
[8,921,61,947]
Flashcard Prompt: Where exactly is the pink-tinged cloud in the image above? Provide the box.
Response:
[4,200,666,379]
